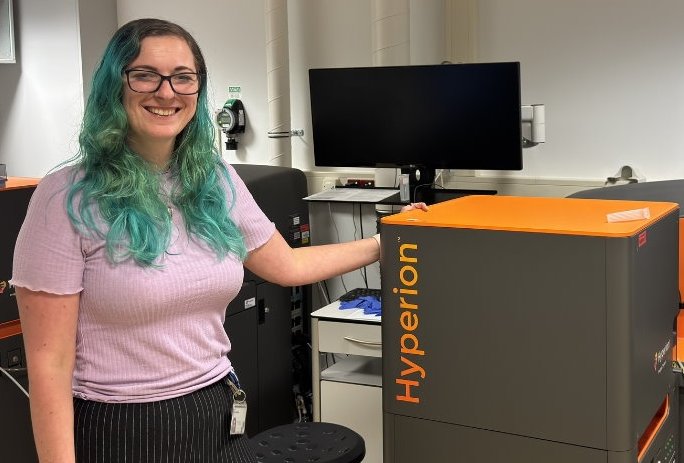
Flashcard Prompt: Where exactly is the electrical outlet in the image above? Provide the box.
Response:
[7,348,21,367]
[0,334,25,368]
[346,179,375,188]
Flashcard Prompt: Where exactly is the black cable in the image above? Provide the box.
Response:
[413,182,435,203]
[358,203,363,237]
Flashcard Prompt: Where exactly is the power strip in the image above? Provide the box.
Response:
[345,179,375,188]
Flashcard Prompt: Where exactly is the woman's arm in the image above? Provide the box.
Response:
[245,231,380,287]
[17,288,79,463]
[244,202,428,287]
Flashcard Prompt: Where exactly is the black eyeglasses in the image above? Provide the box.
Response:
[124,69,201,95]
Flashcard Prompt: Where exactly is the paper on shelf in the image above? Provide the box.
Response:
[304,188,397,203]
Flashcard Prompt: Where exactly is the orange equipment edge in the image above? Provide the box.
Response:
[382,195,678,238]
[0,320,22,340]
[0,177,40,191]
[637,395,669,462]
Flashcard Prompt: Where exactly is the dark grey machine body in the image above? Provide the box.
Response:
[0,184,37,463]
[381,207,679,462]
[227,164,311,436]
[570,179,684,461]
[569,180,684,206]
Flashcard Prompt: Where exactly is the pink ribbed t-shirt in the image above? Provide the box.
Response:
[11,163,276,403]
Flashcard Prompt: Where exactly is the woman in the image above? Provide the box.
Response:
[11,18,426,463]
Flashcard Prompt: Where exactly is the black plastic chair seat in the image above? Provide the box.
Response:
[251,422,366,463]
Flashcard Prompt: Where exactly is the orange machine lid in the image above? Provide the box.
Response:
[382,195,679,237]
[1,177,40,191]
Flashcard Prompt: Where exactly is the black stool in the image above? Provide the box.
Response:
[251,422,366,463]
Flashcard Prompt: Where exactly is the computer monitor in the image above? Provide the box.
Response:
[308,62,523,186]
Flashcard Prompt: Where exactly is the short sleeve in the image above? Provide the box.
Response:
[10,167,85,295]
[225,164,276,252]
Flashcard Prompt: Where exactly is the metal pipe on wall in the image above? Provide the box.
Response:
[371,0,410,66]
[265,0,292,167]
[371,0,410,190]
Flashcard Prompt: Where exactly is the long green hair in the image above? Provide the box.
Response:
[67,18,246,266]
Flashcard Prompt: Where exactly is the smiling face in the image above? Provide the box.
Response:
[123,35,198,166]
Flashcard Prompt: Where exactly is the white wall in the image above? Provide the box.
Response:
[4,1,684,182]
[79,0,118,101]
[0,0,117,178]
[118,1,272,165]
[288,0,373,172]
[118,0,445,174]
[472,0,684,182]
[0,0,84,177]
[158,0,684,184]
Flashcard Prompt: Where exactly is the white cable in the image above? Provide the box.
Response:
[355,203,369,286]
[316,281,330,306]
[327,203,341,243]
[435,169,445,188]
[326,203,348,294]
[0,365,29,398]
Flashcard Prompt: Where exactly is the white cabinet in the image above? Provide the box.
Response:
[311,304,383,463]
[321,379,383,463]
[318,321,382,358]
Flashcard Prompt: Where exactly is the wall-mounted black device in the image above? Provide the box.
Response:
[217,99,246,150]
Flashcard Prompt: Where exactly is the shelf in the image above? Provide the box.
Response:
[320,355,382,387]
[304,186,497,205]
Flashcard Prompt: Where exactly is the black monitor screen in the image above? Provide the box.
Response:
[309,62,522,171]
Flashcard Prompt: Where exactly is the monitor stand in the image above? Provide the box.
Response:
[402,166,496,204]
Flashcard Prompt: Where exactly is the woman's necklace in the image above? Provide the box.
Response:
[162,194,173,218]
[159,178,175,219]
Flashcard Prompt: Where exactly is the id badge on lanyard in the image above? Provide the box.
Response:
[226,376,247,435]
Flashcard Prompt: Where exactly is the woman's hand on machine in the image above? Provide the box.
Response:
[400,202,429,213]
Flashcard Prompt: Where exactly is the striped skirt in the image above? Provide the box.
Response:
[73,376,256,463]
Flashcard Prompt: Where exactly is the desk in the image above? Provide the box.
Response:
[311,302,383,463]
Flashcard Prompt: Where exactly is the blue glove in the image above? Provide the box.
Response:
[339,299,360,310]
[359,296,381,316]
[339,296,381,316]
